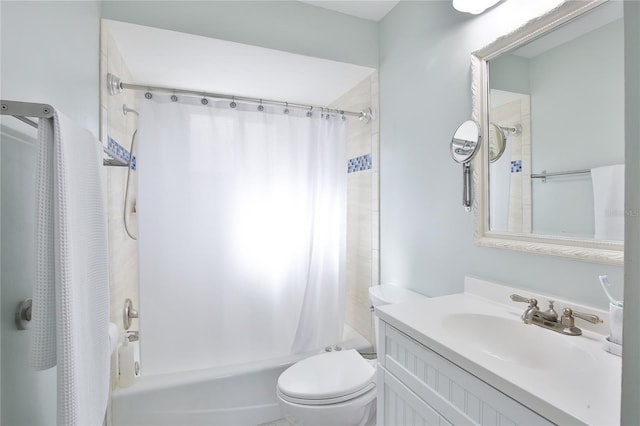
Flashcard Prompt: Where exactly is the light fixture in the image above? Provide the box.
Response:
[453,0,502,14]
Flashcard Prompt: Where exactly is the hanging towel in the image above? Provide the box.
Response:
[592,164,625,241]
[31,110,109,426]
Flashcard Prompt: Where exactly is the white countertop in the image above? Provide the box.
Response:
[375,281,621,425]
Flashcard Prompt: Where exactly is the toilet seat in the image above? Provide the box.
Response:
[277,349,375,406]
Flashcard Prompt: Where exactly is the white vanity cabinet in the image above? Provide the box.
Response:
[376,320,554,426]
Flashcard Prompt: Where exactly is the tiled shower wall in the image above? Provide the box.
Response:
[331,73,380,347]
[99,21,140,389]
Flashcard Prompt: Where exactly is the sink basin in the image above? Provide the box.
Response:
[442,313,596,371]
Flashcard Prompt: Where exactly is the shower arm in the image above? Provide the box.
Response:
[498,124,522,136]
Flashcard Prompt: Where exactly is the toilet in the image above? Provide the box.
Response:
[276,284,427,426]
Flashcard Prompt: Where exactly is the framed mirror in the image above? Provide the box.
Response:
[471,0,623,265]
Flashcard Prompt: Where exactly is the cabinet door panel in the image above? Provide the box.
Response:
[381,367,453,426]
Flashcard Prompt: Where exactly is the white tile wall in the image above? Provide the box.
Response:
[331,73,380,347]
[100,21,140,396]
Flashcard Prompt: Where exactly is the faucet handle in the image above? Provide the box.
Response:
[510,294,538,307]
[563,308,603,325]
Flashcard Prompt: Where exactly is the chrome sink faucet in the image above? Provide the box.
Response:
[510,294,602,336]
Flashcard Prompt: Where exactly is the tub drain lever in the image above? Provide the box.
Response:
[123,298,139,330]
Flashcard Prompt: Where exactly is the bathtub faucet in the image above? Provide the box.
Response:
[126,331,139,342]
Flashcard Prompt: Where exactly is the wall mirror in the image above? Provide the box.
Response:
[471,0,624,264]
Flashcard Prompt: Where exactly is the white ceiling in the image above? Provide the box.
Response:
[105,20,375,107]
[299,1,400,21]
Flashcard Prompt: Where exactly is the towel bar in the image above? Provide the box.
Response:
[1,99,131,167]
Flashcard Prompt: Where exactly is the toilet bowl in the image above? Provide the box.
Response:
[276,284,427,425]
[277,349,377,426]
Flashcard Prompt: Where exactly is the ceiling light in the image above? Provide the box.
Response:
[453,0,502,14]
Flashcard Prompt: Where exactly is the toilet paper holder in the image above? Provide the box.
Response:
[123,298,139,330]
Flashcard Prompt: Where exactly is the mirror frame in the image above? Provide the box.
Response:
[471,0,623,265]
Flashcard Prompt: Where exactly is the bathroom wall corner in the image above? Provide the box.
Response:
[331,72,379,346]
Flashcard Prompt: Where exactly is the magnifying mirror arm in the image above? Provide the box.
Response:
[463,162,472,212]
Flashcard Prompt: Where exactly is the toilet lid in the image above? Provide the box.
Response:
[277,349,376,405]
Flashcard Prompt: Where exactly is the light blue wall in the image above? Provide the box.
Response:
[379,0,623,308]
[101,1,378,68]
[0,1,101,424]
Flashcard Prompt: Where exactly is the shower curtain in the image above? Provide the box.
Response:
[136,95,347,375]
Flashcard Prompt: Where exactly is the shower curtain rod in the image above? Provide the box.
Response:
[106,74,374,122]
[1,99,130,167]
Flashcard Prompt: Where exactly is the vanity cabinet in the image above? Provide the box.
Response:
[376,321,554,426]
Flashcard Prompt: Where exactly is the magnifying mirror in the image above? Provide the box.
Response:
[451,120,481,212]
[488,123,506,163]
[488,123,521,163]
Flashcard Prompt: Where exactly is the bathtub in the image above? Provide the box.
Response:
[111,325,372,426]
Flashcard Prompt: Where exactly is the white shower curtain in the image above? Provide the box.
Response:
[136,95,347,375]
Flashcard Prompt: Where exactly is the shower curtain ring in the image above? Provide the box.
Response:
[201,95,209,105]
[230,97,237,109]
[258,100,264,112]
[284,102,290,115]
[306,107,313,118]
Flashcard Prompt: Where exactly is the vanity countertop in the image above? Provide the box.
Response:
[375,279,621,425]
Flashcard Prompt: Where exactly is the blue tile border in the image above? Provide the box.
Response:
[348,153,372,173]
[511,160,522,173]
[107,136,136,170]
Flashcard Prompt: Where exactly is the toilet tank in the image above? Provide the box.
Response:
[369,284,427,308]
[369,285,427,350]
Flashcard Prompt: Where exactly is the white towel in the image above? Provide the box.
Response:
[591,164,625,241]
[31,111,110,426]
